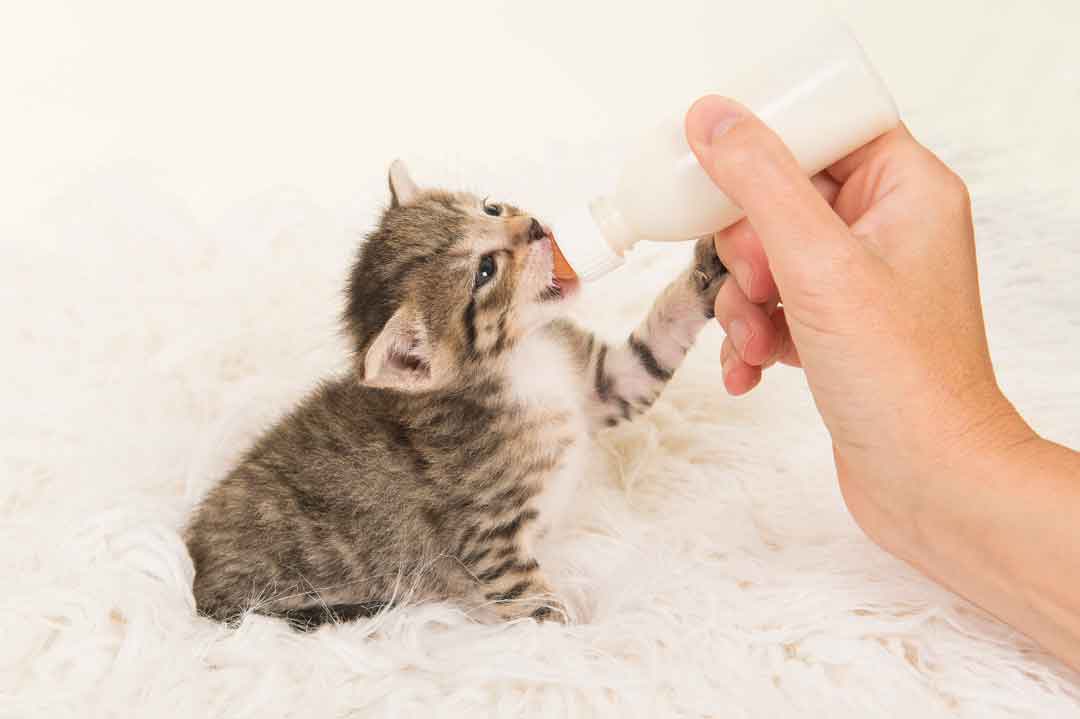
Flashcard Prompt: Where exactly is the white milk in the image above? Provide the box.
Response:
[555,18,901,282]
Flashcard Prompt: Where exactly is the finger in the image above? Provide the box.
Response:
[711,219,775,304]
[810,171,841,206]
[758,303,786,368]
[686,96,856,280]
[770,307,802,367]
[827,123,966,234]
[712,278,778,366]
[826,124,919,184]
[712,172,839,305]
[721,336,763,395]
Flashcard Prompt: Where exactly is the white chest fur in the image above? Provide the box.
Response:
[503,332,589,544]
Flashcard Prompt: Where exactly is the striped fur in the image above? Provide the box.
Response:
[185,165,726,629]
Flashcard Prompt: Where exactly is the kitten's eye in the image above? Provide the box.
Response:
[475,254,497,289]
[482,198,502,217]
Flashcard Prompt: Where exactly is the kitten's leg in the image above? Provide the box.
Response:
[578,237,726,431]
[454,516,568,623]
[477,548,566,623]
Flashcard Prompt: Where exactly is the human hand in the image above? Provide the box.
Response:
[685,96,1034,556]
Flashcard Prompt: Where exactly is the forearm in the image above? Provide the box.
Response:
[910,425,1080,669]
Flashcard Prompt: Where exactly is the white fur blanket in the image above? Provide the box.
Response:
[3,1,1079,716]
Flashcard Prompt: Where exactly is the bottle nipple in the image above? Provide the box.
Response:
[550,235,578,281]
[549,197,633,283]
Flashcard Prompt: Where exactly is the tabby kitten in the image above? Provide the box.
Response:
[185,161,726,629]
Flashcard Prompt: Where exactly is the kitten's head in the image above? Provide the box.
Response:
[344,161,579,392]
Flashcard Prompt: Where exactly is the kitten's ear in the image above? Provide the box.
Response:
[361,305,445,391]
[388,159,419,208]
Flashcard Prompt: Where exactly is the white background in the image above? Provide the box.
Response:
[4,0,1078,227]
[4,1,1080,716]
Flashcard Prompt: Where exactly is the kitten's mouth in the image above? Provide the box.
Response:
[541,231,580,302]
[540,272,583,300]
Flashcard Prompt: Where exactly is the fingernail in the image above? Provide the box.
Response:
[687,95,745,149]
[732,260,754,299]
[728,318,752,355]
[721,353,734,386]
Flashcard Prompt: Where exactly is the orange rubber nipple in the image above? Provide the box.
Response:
[551,235,577,281]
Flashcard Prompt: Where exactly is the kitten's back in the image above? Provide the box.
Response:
[185,378,434,623]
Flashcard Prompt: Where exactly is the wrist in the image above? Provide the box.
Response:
[900,390,1038,570]
[842,384,1034,567]
[889,419,1080,670]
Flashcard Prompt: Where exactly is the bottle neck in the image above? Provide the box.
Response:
[589,195,641,255]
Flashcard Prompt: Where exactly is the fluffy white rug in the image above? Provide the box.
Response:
[4,1,1080,716]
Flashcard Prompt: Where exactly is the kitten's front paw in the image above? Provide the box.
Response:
[691,236,728,317]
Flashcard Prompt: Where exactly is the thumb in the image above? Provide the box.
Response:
[685,95,858,283]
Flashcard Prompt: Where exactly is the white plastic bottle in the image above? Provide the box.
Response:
[553,18,901,282]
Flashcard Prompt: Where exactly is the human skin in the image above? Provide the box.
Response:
[687,95,1080,671]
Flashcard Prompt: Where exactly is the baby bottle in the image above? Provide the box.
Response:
[553,18,901,282]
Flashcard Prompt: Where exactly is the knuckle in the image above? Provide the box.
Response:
[915,151,971,210]
[942,170,972,209]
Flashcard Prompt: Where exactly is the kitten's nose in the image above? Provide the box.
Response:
[527,218,547,243]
